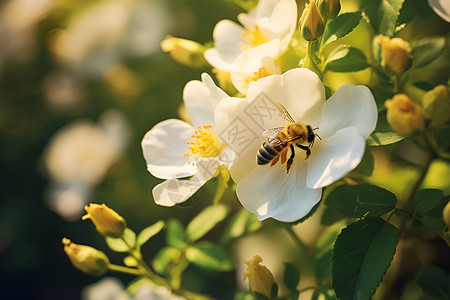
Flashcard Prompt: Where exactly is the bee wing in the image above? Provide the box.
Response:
[262,127,284,137]
[275,102,295,123]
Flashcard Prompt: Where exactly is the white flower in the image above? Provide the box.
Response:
[204,0,297,72]
[141,74,234,206]
[214,68,377,222]
[428,0,450,22]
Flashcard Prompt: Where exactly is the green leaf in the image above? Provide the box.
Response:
[414,189,443,213]
[360,0,405,37]
[221,208,262,245]
[186,204,228,243]
[323,12,362,46]
[320,206,346,226]
[186,242,234,272]
[420,215,443,229]
[315,224,342,283]
[417,265,450,299]
[353,147,374,176]
[283,262,300,292]
[367,114,405,146]
[325,184,397,218]
[332,217,398,300]
[105,228,136,252]
[325,45,369,72]
[166,219,186,249]
[136,220,164,248]
[152,246,182,275]
[234,291,257,300]
[411,37,446,69]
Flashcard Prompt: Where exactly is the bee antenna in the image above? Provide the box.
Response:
[316,133,322,140]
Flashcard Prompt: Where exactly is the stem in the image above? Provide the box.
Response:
[304,42,322,79]
[285,227,312,257]
[395,74,402,93]
[385,210,396,223]
[108,264,142,276]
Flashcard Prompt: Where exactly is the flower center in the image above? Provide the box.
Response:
[184,125,222,165]
[240,25,270,50]
[244,66,274,86]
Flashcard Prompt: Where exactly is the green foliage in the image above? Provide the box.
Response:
[360,0,405,37]
[411,37,446,69]
[166,219,187,250]
[186,204,228,243]
[325,184,397,218]
[105,228,136,252]
[315,224,342,284]
[152,246,183,275]
[332,217,398,300]
[283,262,300,297]
[221,208,262,245]
[136,220,165,249]
[414,189,443,214]
[324,45,369,72]
[417,265,450,299]
[353,147,375,176]
[367,114,405,146]
[185,242,234,272]
[322,12,362,46]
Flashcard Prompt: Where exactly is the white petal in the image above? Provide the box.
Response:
[306,127,365,189]
[152,158,221,206]
[142,119,196,179]
[236,161,322,222]
[183,73,227,127]
[428,0,450,22]
[318,84,377,139]
[204,20,245,71]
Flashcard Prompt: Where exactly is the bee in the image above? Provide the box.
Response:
[256,101,320,173]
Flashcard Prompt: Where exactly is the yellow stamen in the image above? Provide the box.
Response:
[184,125,222,165]
[244,67,273,86]
[240,25,270,50]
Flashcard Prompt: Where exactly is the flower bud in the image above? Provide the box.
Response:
[243,255,277,299]
[300,0,325,42]
[82,203,126,238]
[317,0,341,20]
[443,201,450,228]
[422,85,450,127]
[160,36,207,69]
[62,238,109,276]
[385,94,424,136]
[375,35,412,74]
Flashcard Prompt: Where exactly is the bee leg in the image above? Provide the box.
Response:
[295,143,311,159]
[286,144,295,174]
[270,153,280,166]
[280,147,288,164]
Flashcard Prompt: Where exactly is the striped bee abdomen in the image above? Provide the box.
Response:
[257,140,284,165]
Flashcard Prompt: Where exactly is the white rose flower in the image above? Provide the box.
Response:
[141,74,234,206]
[214,68,377,222]
[428,0,450,22]
[204,0,297,72]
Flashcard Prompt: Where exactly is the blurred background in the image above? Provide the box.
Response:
[1,0,449,299]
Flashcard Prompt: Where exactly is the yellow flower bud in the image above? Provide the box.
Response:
[317,0,341,20]
[422,85,450,127]
[160,36,207,69]
[82,203,126,238]
[243,255,277,299]
[62,238,109,276]
[375,35,412,74]
[300,0,325,42]
[443,201,450,228]
[385,94,424,136]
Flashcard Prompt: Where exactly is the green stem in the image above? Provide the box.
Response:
[304,42,322,79]
[395,74,401,93]
[285,227,312,257]
[108,264,142,276]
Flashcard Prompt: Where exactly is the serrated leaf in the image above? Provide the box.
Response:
[332,217,398,300]
[367,114,405,146]
[417,265,450,298]
[186,204,228,243]
[186,242,234,272]
[283,262,300,292]
[353,147,374,176]
[136,220,164,248]
[325,45,369,72]
[325,184,397,218]
[411,37,446,69]
[166,219,186,249]
[323,12,362,46]
[360,0,405,37]
[221,208,262,245]
[152,246,182,275]
[414,189,443,213]
[105,228,136,252]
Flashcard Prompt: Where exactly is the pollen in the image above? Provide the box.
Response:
[184,125,222,165]
[244,67,273,86]
[240,25,270,50]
